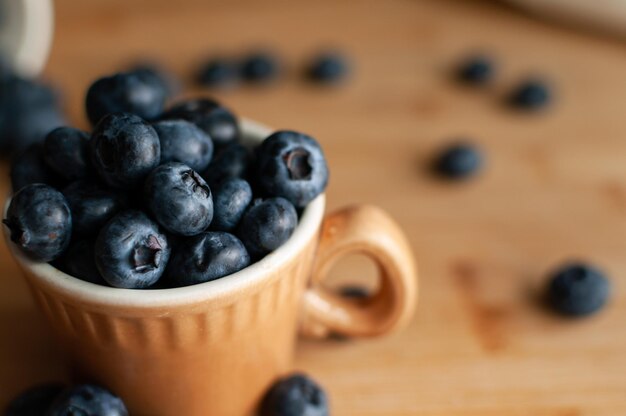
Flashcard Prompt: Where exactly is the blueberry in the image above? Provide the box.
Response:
[43,127,91,181]
[4,382,65,416]
[306,52,349,83]
[161,99,239,148]
[509,79,551,109]
[46,384,128,416]
[260,373,329,416]
[85,71,167,125]
[255,131,329,208]
[144,162,213,236]
[165,231,250,287]
[196,58,237,87]
[95,210,170,289]
[210,178,253,232]
[457,55,494,85]
[62,181,127,237]
[546,262,610,317]
[339,285,370,299]
[128,63,178,99]
[10,144,62,191]
[237,197,297,259]
[433,142,482,179]
[4,184,72,262]
[240,52,279,83]
[90,113,161,189]
[152,119,214,172]
[58,239,106,285]
[201,142,251,187]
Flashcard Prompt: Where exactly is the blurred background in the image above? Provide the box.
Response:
[1,0,626,414]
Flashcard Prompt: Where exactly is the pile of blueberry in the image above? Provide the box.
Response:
[3,69,329,289]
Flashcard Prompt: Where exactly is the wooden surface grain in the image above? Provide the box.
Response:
[2,0,626,414]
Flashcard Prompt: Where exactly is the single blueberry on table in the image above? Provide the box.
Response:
[144,162,214,236]
[255,130,329,208]
[433,142,482,179]
[211,178,253,232]
[240,52,280,83]
[43,126,91,181]
[237,197,297,259]
[90,112,161,189]
[62,180,127,237]
[4,382,65,416]
[3,184,72,262]
[546,262,610,317]
[339,285,370,299]
[165,231,250,287]
[457,55,494,85]
[85,71,167,125]
[161,98,239,148]
[46,384,128,416]
[58,239,106,285]
[10,144,63,192]
[201,142,251,187]
[95,210,170,289]
[196,58,237,87]
[306,52,349,83]
[509,79,551,110]
[260,373,329,416]
[152,119,214,172]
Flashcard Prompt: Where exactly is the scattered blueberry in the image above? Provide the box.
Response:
[95,210,170,289]
[433,142,482,179]
[339,285,370,299]
[3,184,72,262]
[546,262,610,317]
[260,373,329,416]
[4,382,65,416]
[62,181,127,237]
[152,119,214,172]
[43,127,91,181]
[509,79,551,110]
[196,58,237,87]
[457,55,494,85]
[10,144,62,191]
[144,162,213,236]
[255,131,329,208]
[240,52,279,83]
[237,197,297,259]
[90,113,161,189]
[201,142,251,187]
[210,178,253,232]
[306,52,349,84]
[46,384,128,416]
[165,231,250,286]
[161,98,239,148]
[85,71,167,125]
[59,239,106,285]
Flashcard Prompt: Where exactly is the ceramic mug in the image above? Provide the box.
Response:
[3,119,417,416]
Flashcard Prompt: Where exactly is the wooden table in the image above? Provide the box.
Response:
[2,0,626,414]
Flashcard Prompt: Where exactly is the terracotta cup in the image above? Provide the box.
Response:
[3,119,417,416]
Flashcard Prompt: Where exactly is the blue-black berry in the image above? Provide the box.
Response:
[509,79,551,110]
[46,384,128,416]
[43,127,91,182]
[260,373,329,416]
[546,262,610,317]
[201,142,251,187]
[10,144,62,192]
[165,231,250,286]
[59,239,106,285]
[4,184,72,262]
[255,130,329,208]
[433,142,482,179]
[153,119,214,172]
[85,71,167,125]
[90,113,161,189]
[211,178,253,232]
[144,162,214,236]
[240,52,279,83]
[457,55,494,85]
[306,52,349,84]
[95,210,170,289]
[196,58,237,87]
[4,382,65,416]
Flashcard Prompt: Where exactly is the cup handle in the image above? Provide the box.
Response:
[300,205,418,339]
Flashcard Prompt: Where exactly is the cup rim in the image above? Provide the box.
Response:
[2,118,326,308]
